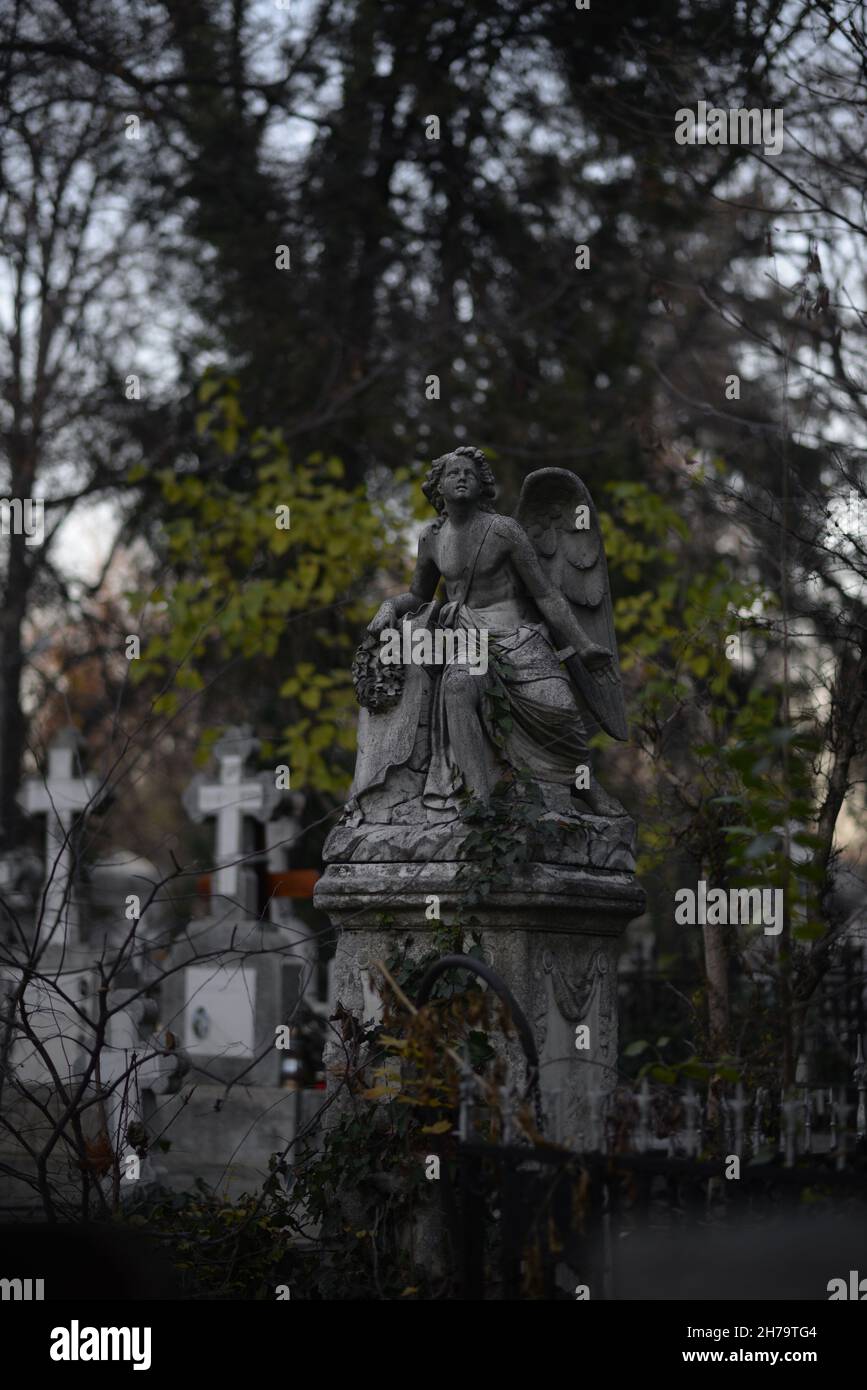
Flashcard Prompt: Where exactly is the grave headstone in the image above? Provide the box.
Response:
[0,847,43,950]
[163,734,319,1087]
[99,989,187,1182]
[17,727,103,945]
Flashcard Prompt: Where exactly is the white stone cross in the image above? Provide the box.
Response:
[182,726,280,908]
[17,727,101,946]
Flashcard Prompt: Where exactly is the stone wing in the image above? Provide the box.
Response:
[514,467,627,740]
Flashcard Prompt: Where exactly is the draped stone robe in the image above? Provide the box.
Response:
[351,596,589,812]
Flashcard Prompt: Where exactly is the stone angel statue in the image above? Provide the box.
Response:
[344,446,628,835]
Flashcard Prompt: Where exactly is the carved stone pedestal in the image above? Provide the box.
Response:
[314,834,645,1148]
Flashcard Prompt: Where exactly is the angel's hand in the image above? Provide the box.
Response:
[581,643,613,672]
[368,599,397,635]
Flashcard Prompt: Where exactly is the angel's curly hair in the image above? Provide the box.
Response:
[421,446,497,527]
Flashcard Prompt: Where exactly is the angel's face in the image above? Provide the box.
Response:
[441,455,482,504]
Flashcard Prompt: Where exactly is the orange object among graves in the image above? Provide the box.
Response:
[195,869,320,899]
[267,869,320,899]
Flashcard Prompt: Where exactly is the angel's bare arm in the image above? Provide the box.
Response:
[499,518,612,668]
[368,525,441,632]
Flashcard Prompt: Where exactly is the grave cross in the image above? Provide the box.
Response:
[183,726,280,909]
[264,799,306,878]
[17,727,101,946]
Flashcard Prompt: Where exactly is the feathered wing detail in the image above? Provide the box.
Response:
[514,467,628,740]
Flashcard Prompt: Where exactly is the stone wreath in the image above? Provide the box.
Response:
[351,630,406,712]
